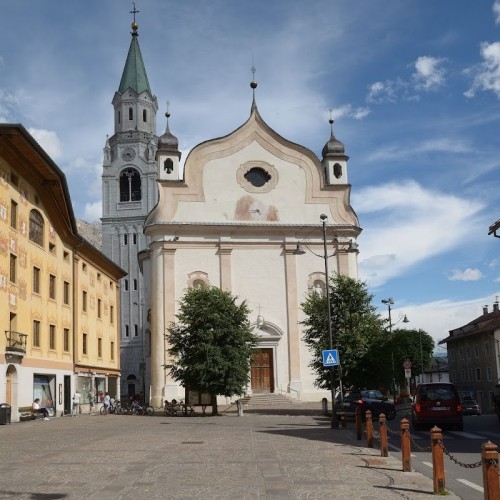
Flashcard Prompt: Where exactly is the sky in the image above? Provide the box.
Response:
[1,0,499,354]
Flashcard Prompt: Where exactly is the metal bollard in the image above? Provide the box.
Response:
[431,426,445,494]
[481,441,500,500]
[356,407,362,440]
[366,410,373,448]
[322,397,328,416]
[379,413,388,457]
[400,418,411,472]
[236,399,244,417]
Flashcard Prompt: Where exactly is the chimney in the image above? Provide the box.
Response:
[494,302,499,313]
[483,305,489,315]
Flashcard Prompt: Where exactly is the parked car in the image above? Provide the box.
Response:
[337,389,396,420]
[461,397,481,416]
[411,382,463,431]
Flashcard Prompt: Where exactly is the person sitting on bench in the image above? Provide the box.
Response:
[32,398,49,420]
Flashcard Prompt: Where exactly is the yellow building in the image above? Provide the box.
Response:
[0,124,125,421]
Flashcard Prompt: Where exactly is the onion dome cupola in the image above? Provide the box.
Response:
[321,110,349,185]
[157,108,181,181]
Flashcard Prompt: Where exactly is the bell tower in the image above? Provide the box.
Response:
[101,10,158,400]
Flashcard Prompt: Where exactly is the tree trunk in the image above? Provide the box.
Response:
[211,396,218,415]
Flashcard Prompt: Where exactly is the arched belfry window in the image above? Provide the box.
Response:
[164,158,173,174]
[143,109,147,122]
[29,209,44,247]
[120,168,141,202]
[334,163,342,179]
[128,107,133,120]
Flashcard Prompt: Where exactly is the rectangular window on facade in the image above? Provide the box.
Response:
[49,274,56,299]
[487,367,492,381]
[134,324,138,337]
[63,281,70,305]
[33,267,40,294]
[10,200,17,229]
[9,254,16,283]
[468,368,473,381]
[124,234,128,246]
[461,369,466,381]
[111,341,114,360]
[125,325,129,337]
[133,279,137,291]
[110,305,114,324]
[97,299,102,319]
[475,367,481,381]
[83,333,88,355]
[49,325,56,350]
[124,279,129,291]
[98,338,102,358]
[485,342,491,357]
[82,291,87,312]
[474,345,480,358]
[133,234,137,244]
[63,328,69,352]
[33,320,40,347]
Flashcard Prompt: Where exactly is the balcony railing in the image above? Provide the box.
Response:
[5,330,28,354]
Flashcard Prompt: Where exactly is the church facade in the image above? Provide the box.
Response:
[103,20,361,406]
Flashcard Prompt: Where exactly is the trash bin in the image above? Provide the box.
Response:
[0,404,11,425]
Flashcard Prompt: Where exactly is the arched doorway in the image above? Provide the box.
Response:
[250,320,283,394]
[127,374,138,398]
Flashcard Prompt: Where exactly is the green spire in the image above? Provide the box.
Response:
[117,30,151,95]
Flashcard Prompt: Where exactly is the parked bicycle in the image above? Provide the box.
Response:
[164,398,196,417]
[100,400,122,415]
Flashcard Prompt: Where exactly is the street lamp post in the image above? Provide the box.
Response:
[382,298,395,402]
[320,214,342,428]
[419,329,424,384]
[381,298,409,402]
[295,214,349,428]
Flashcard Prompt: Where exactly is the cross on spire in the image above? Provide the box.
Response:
[130,2,140,23]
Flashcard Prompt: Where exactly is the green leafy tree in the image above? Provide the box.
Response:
[391,328,435,389]
[301,274,386,391]
[166,286,258,415]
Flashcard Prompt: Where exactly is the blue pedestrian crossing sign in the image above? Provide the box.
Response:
[322,349,339,367]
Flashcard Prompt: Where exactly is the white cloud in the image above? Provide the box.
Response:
[332,104,371,120]
[464,41,500,98]
[367,79,405,103]
[366,137,471,162]
[494,1,500,24]
[448,268,483,281]
[84,202,101,222]
[412,56,446,91]
[354,181,484,287]
[386,294,500,348]
[27,128,62,160]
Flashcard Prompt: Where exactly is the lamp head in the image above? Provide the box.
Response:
[294,242,306,255]
[320,214,327,221]
[402,314,409,323]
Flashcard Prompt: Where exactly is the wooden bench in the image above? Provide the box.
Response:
[18,406,44,421]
